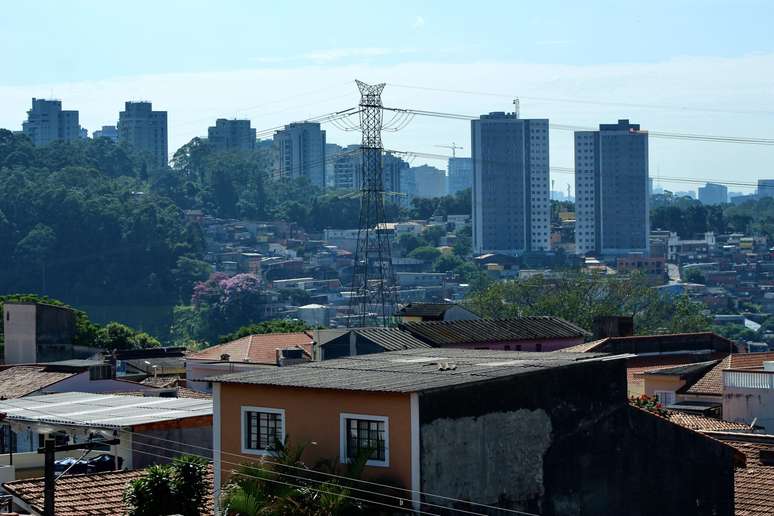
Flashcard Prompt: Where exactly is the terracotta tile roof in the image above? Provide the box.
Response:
[176,387,212,399]
[0,366,75,399]
[188,332,313,364]
[668,412,753,432]
[713,436,774,516]
[558,339,608,353]
[684,352,774,396]
[2,466,214,515]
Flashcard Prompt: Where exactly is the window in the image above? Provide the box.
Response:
[653,390,676,406]
[241,406,285,456]
[340,413,389,467]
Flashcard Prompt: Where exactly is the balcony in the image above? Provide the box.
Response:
[723,369,774,390]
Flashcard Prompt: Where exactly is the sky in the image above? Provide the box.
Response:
[1,0,773,194]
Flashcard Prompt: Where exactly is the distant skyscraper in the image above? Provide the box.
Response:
[698,183,728,205]
[93,125,118,142]
[407,165,447,199]
[272,122,326,188]
[118,101,168,168]
[207,119,256,152]
[332,144,361,191]
[22,98,82,146]
[758,179,774,198]
[574,119,649,256]
[447,157,473,194]
[471,112,550,255]
[382,152,409,202]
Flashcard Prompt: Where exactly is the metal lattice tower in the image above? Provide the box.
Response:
[348,80,396,327]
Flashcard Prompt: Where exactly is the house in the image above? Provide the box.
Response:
[186,332,314,392]
[709,432,774,516]
[2,302,78,364]
[316,327,431,360]
[211,348,739,515]
[680,352,774,422]
[2,466,214,515]
[400,317,590,351]
[395,302,479,323]
[0,392,212,479]
[560,332,739,397]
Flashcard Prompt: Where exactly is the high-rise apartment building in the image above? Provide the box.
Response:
[93,125,118,142]
[758,179,774,198]
[331,144,361,190]
[406,165,447,200]
[207,119,256,152]
[574,119,649,256]
[272,122,326,188]
[471,112,550,255]
[698,183,728,205]
[22,98,82,146]
[117,102,168,168]
[383,152,409,202]
[447,157,473,194]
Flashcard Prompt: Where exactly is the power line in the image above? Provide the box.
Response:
[382,107,774,146]
[387,148,761,190]
[6,398,539,516]
[387,83,774,117]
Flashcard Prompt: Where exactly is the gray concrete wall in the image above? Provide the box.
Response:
[132,424,212,468]
[3,304,37,364]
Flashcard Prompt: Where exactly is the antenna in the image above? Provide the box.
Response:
[433,142,463,158]
[513,98,520,118]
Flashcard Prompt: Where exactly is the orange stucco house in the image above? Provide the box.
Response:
[210,348,740,515]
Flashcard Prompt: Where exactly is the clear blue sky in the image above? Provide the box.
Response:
[1,0,773,193]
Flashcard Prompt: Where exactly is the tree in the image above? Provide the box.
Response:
[95,322,161,350]
[422,225,446,247]
[407,246,442,263]
[433,253,464,273]
[218,319,309,344]
[683,268,706,284]
[395,233,427,255]
[124,455,207,516]
[465,273,711,335]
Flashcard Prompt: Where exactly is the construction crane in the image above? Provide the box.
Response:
[433,142,463,158]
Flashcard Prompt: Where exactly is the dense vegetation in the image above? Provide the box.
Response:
[465,272,711,335]
[650,193,774,239]
[124,455,208,516]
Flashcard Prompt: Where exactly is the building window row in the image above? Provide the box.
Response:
[241,407,389,467]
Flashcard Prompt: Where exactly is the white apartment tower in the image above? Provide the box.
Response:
[471,112,550,255]
[575,119,649,256]
[22,98,82,146]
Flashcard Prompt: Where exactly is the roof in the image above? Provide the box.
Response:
[640,360,720,377]
[627,355,723,393]
[559,332,738,355]
[0,366,76,399]
[684,352,774,396]
[0,392,212,429]
[210,348,612,393]
[317,327,431,352]
[667,412,753,432]
[397,303,476,318]
[188,332,313,364]
[711,434,774,516]
[3,466,213,516]
[400,317,591,346]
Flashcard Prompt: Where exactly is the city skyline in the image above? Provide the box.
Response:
[1,2,773,194]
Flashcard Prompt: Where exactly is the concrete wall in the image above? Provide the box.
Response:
[723,387,774,431]
[417,359,735,515]
[132,417,213,469]
[3,304,37,364]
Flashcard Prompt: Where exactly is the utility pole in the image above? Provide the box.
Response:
[39,437,120,516]
[433,142,463,158]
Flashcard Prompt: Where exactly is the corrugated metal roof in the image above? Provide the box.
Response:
[400,317,591,345]
[210,348,612,393]
[397,303,474,318]
[354,328,432,351]
[0,392,212,429]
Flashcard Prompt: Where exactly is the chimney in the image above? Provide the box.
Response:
[592,316,634,339]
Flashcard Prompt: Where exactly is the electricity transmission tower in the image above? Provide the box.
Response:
[348,80,396,327]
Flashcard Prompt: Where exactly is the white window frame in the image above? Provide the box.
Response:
[653,390,676,407]
[339,413,389,468]
[241,406,285,456]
